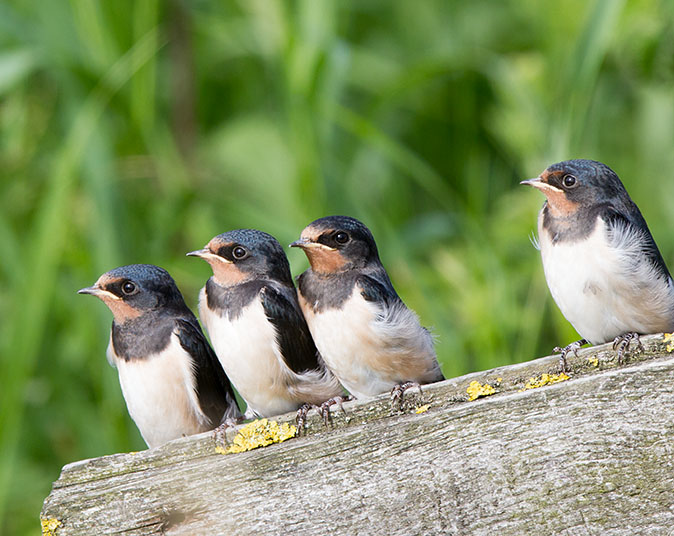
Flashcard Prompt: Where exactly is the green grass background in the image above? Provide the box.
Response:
[1,0,673,533]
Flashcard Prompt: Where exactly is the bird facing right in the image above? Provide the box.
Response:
[291,215,444,401]
[522,159,674,368]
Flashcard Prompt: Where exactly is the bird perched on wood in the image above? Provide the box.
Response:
[522,159,674,370]
[291,215,444,404]
[188,229,344,421]
[78,264,241,448]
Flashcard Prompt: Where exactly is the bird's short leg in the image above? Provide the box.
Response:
[212,416,243,447]
[553,339,588,373]
[390,381,422,411]
[612,332,643,365]
[319,395,353,427]
[295,403,320,435]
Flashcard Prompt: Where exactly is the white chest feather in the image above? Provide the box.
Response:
[301,289,439,399]
[539,214,674,344]
[199,289,302,417]
[109,333,210,448]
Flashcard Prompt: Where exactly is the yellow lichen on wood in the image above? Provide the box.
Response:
[521,373,570,391]
[40,516,62,536]
[587,356,599,367]
[663,333,674,352]
[223,419,296,454]
[415,404,430,414]
[467,381,496,401]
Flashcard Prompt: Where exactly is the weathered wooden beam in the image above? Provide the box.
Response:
[41,334,674,535]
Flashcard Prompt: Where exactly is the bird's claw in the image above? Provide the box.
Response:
[390,381,422,411]
[553,339,587,373]
[212,417,241,448]
[319,395,352,426]
[295,396,352,434]
[295,403,318,435]
[612,332,642,364]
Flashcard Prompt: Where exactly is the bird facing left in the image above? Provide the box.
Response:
[78,264,242,448]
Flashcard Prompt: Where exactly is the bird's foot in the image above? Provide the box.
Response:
[391,381,422,411]
[612,333,643,365]
[295,396,353,433]
[295,403,320,435]
[318,395,353,426]
[212,416,242,448]
[553,339,588,373]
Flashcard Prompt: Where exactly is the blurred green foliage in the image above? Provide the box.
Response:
[1,0,674,533]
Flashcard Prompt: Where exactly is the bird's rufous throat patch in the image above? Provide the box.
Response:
[537,169,580,218]
[94,275,142,322]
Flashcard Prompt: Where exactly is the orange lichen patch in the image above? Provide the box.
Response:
[663,333,674,352]
[467,381,496,402]
[520,373,570,391]
[220,419,296,454]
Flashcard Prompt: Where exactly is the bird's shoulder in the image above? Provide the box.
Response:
[600,203,672,280]
[356,270,399,306]
[173,313,241,425]
[258,282,322,374]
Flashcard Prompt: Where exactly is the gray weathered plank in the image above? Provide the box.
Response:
[41,334,674,535]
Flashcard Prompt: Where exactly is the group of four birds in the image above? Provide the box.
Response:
[80,159,674,448]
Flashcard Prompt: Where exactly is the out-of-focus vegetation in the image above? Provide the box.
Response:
[1,0,673,533]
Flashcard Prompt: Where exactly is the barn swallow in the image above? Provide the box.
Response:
[522,159,674,370]
[291,215,444,404]
[78,264,241,448]
[187,229,344,421]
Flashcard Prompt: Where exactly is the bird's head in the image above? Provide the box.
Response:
[291,215,380,275]
[521,159,627,217]
[188,229,292,286]
[78,264,184,322]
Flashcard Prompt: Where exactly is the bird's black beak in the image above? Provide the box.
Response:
[289,238,309,248]
[187,247,232,264]
[520,177,542,187]
[290,238,324,249]
[78,285,119,300]
[77,285,99,296]
[186,248,208,258]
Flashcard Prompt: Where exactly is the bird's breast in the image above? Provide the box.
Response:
[110,333,209,448]
[199,291,301,417]
[539,215,674,343]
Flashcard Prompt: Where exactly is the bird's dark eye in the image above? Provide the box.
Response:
[121,281,137,295]
[562,174,577,188]
[232,246,247,259]
[334,231,349,244]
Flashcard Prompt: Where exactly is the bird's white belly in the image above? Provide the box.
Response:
[302,292,397,398]
[540,218,674,344]
[113,334,208,448]
[200,293,299,417]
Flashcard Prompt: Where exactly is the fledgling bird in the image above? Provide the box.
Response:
[78,264,241,448]
[291,215,444,403]
[187,229,344,420]
[522,159,674,369]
